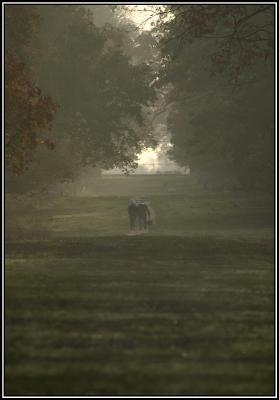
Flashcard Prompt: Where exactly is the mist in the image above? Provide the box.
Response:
[4,4,275,397]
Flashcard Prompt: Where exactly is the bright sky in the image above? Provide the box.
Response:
[119,6,173,170]
[124,6,175,168]
[127,6,162,165]
[125,5,164,31]
[137,147,158,170]
[128,8,159,166]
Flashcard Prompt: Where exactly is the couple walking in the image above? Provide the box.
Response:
[128,199,154,234]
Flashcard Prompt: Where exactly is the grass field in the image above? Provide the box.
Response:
[5,175,275,396]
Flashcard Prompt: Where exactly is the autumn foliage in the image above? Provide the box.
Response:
[155,5,274,82]
[5,54,57,175]
[153,4,274,191]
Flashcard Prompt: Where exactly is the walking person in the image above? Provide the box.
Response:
[145,201,155,227]
[137,201,151,232]
[128,199,138,234]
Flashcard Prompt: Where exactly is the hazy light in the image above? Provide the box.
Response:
[124,5,165,31]
[137,148,158,170]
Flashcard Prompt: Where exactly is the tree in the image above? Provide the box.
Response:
[154,5,274,80]
[35,6,156,167]
[5,6,57,176]
[5,5,157,192]
[152,4,275,191]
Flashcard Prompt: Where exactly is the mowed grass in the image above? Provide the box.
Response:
[5,175,275,396]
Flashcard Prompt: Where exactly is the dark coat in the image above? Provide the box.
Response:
[128,202,137,216]
[137,203,150,218]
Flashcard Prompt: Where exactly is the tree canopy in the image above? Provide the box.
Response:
[5,5,157,192]
[5,6,58,176]
[5,5,275,193]
[151,4,274,191]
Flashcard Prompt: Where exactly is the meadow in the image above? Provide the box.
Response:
[5,175,275,396]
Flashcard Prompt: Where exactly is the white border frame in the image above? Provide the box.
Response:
[2,2,277,398]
